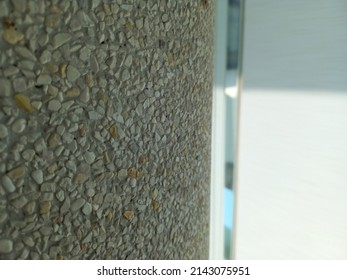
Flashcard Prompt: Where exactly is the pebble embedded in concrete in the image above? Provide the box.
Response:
[14,46,37,61]
[31,170,43,184]
[0,239,13,254]
[3,29,24,44]
[82,202,92,215]
[121,69,130,81]
[11,118,26,134]
[71,198,86,212]
[0,78,11,97]
[2,175,16,193]
[0,124,8,139]
[39,50,52,64]
[48,100,61,111]
[52,33,72,49]
[37,74,52,85]
[66,65,80,82]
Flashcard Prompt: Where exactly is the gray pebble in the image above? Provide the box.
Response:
[162,14,169,23]
[11,0,26,13]
[0,124,8,139]
[37,74,52,85]
[56,125,65,136]
[41,193,53,201]
[124,55,132,67]
[1,175,16,193]
[66,160,76,172]
[14,46,36,61]
[79,47,91,61]
[3,66,19,76]
[121,69,130,81]
[71,198,86,212]
[130,178,137,187]
[90,55,99,73]
[13,77,27,92]
[0,143,6,153]
[11,118,26,134]
[41,182,55,192]
[11,196,28,209]
[118,169,127,178]
[135,18,143,29]
[47,133,61,148]
[92,160,103,170]
[136,104,143,116]
[31,169,43,184]
[82,231,93,243]
[60,197,70,214]
[52,33,72,49]
[34,138,47,153]
[48,100,61,111]
[70,17,82,31]
[66,65,80,82]
[24,201,36,215]
[88,111,101,120]
[86,189,95,197]
[20,248,30,259]
[0,2,9,17]
[0,79,11,97]
[79,88,90,103]
[0,239,13,253]
[93,193,103,205]
[55,190,65,202]
[0,212,8,223]
[82,202,92,215]
[39,50,51,64]
[23,237,35,247]
[84,151,96,164]
[22,149,35,161]
[62,132,73,144]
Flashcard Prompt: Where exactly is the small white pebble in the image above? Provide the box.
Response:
[48,99,61,111]
[11,118,26,134]
[31,169,43,184]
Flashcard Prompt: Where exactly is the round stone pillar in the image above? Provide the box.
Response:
[0,0,214,259]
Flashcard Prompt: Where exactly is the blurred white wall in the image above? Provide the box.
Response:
[234,0,347,259]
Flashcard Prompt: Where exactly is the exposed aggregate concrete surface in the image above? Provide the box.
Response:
[0,0,214,259]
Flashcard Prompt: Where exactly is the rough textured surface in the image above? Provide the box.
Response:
[0,0,214,259]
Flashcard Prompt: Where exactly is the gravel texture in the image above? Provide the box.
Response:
[0,0,214,260]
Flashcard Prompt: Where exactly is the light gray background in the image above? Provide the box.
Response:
[235,0,347,259]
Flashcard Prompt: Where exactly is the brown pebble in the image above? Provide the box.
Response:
[40,201,52,214]
[45,63,58,73]
[66,87,80,97]
[106,212,113,220]
[109,125,118,138]
[152,200,160,210]
[7,166,26,180]
[60,63,67,78]
[123,211,134,220]
[3,28,24,44]
[74,173,88,184]
[128,168,141,179]
[138,155,147,165]
[14,94,35,112]
[47,133,61,148]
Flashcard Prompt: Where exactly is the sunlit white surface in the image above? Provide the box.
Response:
[234,0,347,259]
[236,90,347,259]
